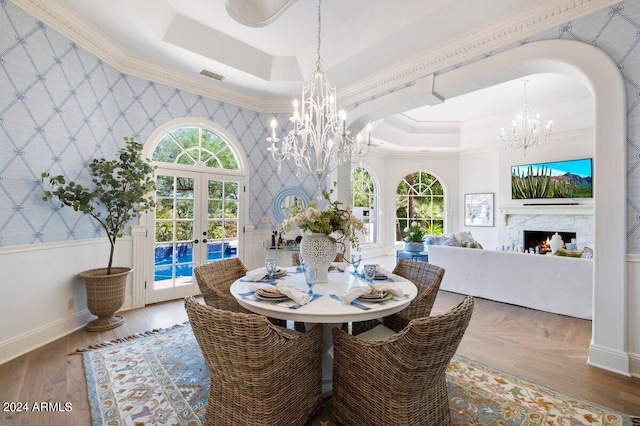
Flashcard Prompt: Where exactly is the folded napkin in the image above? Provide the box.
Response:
[246,267,268,282]
[374,267,393,280]
[255,284,311,306]
[276,285,311,306]
[329,262,348,272]
[339,282,403,304]
[339,286,376,304]
[370,282,403,297]
[256,283,279,294]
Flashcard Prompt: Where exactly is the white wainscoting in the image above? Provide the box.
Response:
[627,254,640,378]
[0,238,133,365]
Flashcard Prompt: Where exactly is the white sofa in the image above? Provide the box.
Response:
[428,245,593,319]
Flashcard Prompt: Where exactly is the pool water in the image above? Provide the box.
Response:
[153,242,237,281]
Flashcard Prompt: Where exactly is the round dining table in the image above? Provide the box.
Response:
[230,266,417,395]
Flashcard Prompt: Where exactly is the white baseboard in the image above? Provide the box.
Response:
[588,344,631,376]
[0,309,94,365]
[0,295,134,365]
[629,352,640,378]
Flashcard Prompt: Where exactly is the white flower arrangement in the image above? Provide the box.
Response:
[403,221,426,243]
[281,183,366,252]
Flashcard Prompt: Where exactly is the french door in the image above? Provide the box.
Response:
[146,168,243,304]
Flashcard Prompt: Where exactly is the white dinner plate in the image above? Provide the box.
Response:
[272,269,287,278]
[255,289,289,301]
[358,292,392,302]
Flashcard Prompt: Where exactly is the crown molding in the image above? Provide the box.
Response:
[9,0,617,114]
[8,0,293,113]
[338,0,619,107]
[550,128,594,144]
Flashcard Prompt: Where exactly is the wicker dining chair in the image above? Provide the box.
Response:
[184,296,323,426]
[331,296,475,426]
[351,259,445,336]
[291,251,344,266]
[194,257,286,327]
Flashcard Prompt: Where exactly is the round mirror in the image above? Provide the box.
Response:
[273,187,310,223]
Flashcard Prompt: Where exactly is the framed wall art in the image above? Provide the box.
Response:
[464,193,494,227]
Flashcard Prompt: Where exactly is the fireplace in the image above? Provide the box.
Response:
[523,230,576,254]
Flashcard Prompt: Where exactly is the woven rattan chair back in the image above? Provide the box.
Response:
[291,251,344,266]
[332,296,475,426]
[384,259,445,332]
[184,296,323,426]
[351,259,445,335]
[194,258,249,313]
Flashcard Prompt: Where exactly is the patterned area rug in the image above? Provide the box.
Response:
[80,323,638,426]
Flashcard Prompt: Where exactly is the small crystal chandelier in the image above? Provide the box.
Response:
[501,80,553,154]
[267,0,371,186]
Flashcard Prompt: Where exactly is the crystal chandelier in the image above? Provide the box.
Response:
[267,0,371,186]
[501,80,553,154]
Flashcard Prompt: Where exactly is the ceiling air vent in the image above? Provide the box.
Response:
[200,69,225,81]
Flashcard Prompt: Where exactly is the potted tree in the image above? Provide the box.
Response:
[42,137,156,331]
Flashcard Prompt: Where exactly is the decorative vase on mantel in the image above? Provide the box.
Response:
[299,233,337,283]
[549,232,564,254]
[404,242,425,253]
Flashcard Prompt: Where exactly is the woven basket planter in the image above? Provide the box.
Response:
[79,267,132,331]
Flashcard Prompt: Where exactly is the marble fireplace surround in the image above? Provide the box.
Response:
[501,206,594,252]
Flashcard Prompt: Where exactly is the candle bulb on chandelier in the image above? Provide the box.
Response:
[293,99,299,119]
[339,109,347,136]
[269,117,278,141]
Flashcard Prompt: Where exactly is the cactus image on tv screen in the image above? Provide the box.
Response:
[511,158,593,199]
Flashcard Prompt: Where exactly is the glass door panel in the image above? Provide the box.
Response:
[147,170,244,304]
[205,179,239,262]
[150,173,198,302]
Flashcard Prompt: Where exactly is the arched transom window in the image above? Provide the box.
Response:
[152,127,239,170]
[396,172,445,241]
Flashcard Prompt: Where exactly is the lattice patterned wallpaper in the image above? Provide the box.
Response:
[0,0,318,246]
[1,1,639,251]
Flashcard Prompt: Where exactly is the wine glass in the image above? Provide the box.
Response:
[297,253,306,273]
[304,267,318,295]
[363,264,377,284]
[351,253,361,274]
[265,258,277,282]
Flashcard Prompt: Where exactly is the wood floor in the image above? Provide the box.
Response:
[1,290,639,425]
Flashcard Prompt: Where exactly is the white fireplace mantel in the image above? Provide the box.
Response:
[499,204,593,225]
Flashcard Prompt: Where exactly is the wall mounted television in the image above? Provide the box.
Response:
[511,158,593,200]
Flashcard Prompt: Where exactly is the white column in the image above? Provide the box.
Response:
[130,225,147,308]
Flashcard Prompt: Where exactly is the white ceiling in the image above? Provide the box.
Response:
[38,0,597,152]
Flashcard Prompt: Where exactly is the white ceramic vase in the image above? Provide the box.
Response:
[299,233,337,283]
[549,232,564,254]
